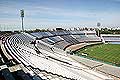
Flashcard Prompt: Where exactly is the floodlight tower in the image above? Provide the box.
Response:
[20,9,24,32]
[97,22,101,36]
[0,24,1,31]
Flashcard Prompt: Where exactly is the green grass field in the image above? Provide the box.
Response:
[75,44,120,66]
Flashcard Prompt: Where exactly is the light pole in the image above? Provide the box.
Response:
[20,9,24,32]
[97,22,101,36]
[0,24,1,31]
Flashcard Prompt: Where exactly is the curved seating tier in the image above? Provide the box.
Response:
[4,33,84,79]
[31,31,102,50]
[3,32,111,80]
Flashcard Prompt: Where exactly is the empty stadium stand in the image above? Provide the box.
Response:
[0,30,113,80]
[101,34,120,43]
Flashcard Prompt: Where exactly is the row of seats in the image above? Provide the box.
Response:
[60,35,80,44]
[30,30,97,39]
[41,38,54,45]
[103,36,120,41]
[53,41,71,50]
[48,36,63,43]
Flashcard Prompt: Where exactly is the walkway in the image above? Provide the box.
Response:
[70,55,120,80]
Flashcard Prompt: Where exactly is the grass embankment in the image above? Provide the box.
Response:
[75,44,120,66]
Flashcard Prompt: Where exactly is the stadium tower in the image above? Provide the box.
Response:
[20,9,24,32]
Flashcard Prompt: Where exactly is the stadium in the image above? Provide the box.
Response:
[0,28,120,80]
[0,0,120,80]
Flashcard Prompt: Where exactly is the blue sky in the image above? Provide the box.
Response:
[0,0,120,30]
